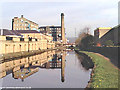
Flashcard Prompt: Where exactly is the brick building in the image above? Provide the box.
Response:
[94,27,112,45]
[39,26,62,41]
[12,15,39,30]
[100,25,120,46]
[0,29,55,54]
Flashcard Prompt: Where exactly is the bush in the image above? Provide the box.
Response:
[75,33,94,49]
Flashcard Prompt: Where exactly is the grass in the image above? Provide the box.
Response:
[79,51,119,88]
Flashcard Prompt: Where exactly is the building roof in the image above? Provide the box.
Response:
[0,29,21,36]
[0,29,42,36]
[39,26,61,29]
[24,18,38,25]
[15,30,40,33]
[100,24,120,39]
[98,27,112,29]
[13,15,38,25]
[112,24,120,29]
[40,30,47,33]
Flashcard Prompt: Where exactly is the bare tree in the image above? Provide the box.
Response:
[75,27,91,45]
[75,27,94,49]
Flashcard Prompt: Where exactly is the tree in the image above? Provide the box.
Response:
[75,33,94,49]
[80,34,94,49]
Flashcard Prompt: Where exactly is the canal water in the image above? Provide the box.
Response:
[0,50,92,88]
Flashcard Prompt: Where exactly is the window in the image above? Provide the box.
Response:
[29,37,32,41]
[35,39,37,41]
[21,19,23,22]
[20,38,24,41]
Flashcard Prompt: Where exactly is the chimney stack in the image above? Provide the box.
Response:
[61,13,65,44]
[21,15,23,18]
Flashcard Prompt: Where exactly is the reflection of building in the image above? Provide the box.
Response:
[41,54,62,69]
[12,15,39,30]
[39,26,62,41]
[40,51,66,82]
[0,50,66,82]
[13,67,39,81]
[0,50,55,79]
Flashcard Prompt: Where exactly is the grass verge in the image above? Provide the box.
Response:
[79,51,119,88]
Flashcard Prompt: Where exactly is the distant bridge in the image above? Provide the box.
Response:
[64,43,75,47]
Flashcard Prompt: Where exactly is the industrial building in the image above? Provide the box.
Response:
[100,25,120,46]
[39,26,62,41]
[94,25,120,46]
[0,29,55,54]
[12,15,39,30]
[94,27,112,46]
[39,13,66,44]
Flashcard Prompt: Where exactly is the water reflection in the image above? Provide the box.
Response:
[0,50,92,88]
[0,50,66,82]
[75,52,94,70]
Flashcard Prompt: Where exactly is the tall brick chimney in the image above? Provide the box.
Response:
[21,15,23,18]
[61,13,65,44]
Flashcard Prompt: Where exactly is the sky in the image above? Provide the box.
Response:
[0,0,119,37]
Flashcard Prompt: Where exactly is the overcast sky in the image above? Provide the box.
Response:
[0,0,119,37]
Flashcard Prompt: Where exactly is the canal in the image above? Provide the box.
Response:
[0,50,93,88]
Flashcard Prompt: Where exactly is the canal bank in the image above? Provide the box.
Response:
[75,50,119,88]
[0,46,66,62]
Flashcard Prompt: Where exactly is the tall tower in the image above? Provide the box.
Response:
[61,13,65,44]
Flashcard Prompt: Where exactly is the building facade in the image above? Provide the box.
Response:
[100,25,120,46]
[12,15,39,30]
[0,29,55,54]
[0,50,55,79]
[0,50,66,83]
[94,27,111,45]
[39,13,66,44]
[39,26,62,41]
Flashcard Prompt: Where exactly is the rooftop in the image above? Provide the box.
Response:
[13,15,38,25]
[98,27,112,29]
[15,30,40,33]
[0,29,21,36]
[39,26,61,29]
